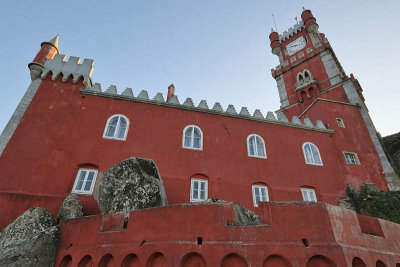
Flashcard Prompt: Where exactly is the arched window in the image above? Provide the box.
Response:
[72,168,98,194]
[252,184,269,207]
[103,114,129,140]
[304,70,310,78]
[247,134,266,158]
[190,178,208,202]
[302,142,323,166]
[298,74,304,82]
[183,125,203,150]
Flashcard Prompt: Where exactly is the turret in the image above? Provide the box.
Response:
[28,35,59,80]
[301,9,322,47]
[269,30,283,64]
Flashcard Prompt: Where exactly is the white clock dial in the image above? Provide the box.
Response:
[286,36,306,56]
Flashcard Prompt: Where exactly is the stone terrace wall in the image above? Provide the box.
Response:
[54,202,400,266]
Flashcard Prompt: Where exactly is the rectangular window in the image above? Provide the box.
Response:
[190,179,208,202]
[336,118,345,128]
[72,169,98,194]
[301,188,317,202]
[252,185,269,207]
[344,152,360,165]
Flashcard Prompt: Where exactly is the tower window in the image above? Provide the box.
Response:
[190,179,208,202]
[252,185,269,207]
[344,152,360,165]
[247,134,267,158]
[336,118,345,128]
[301,188,317,202]
[72,168,98,194]
[183,125,203,150]
[103,114,129,140]
[302,142,323,166]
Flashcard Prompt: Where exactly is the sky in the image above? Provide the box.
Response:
[0,1,399,136]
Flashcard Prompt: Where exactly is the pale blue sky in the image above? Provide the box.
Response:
[1,1,399,135]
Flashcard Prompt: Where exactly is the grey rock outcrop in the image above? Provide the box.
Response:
[57,194,84,223]
[0,208,60,267]
[97,157,168,215]
[233,204,261,225]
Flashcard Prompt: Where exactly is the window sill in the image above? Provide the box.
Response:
[102,136,127,141]
[305,163,323,166]
[248,155,267,159]
[71,191,93,195]
[183,146,203,151]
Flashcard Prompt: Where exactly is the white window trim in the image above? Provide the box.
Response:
[336,118,345,128]
[247,134,267,159]
[190,179,208,202]
[182,125,203,150]
[252,185,269,207]
[343,151,361,165]
[302,142,323,166]
[102,114,130,141]
[301,188,317,202]
[72,168,98,195]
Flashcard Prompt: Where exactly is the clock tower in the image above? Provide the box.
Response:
[269,9,400,190]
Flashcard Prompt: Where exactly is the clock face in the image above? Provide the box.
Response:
[286,36,306,56]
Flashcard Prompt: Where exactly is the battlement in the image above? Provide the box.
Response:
[41,54,94,85]
[83,83,332,133]
[278,20,305,42]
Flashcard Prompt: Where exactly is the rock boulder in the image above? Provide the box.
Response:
[57,194,84,223]
[97,157,168,214]
[0,207,60,267]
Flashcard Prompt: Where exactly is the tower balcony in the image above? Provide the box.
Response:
[295,74,316,91]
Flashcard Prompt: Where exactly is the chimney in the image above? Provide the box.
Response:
[167,84,175,102]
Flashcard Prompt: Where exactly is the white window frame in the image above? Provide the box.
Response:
[344,152,360,165]
[252,185,269,207]
[72,168,98,195]
[301,188,317,202]
[247,134,267,159]
[182,125,203,150]
[336,118,345,128]
[190,179,208,202]
[102,114,129,141]
[302,142,323,166]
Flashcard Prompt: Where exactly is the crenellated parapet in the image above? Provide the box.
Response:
[41,54,94,85]
[278,20,305,42]
[83,83,330,132]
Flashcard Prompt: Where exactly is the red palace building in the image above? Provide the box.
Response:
[0,9,400,267]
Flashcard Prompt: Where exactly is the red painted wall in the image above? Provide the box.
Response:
[54,202,400,266]
[0,70,388,229]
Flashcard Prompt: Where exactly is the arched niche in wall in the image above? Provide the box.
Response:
[58,255,72,267]
[376,260,387,267]
[98,254,115,267]
[146,252,167,267]
[78,255,93,267]
[180,252,206,267]
[221,253,248,267]
[121,254,139,267]
[300,91,307,102]
[352,257,366,267]
[306,255,336,267]
[263,254,291,267]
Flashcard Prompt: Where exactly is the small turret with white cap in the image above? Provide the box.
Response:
[28,35,59,80]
